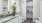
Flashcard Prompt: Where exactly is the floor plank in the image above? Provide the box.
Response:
[22,18,33,23]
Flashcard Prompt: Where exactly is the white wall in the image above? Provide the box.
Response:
[33,0,40,21]
[0,0,3,14]
[0,0,9,14]
[8,0,14,14]
[33,0,40,18]
[15,0,20,13]
[3,0,8,6]
[18,0,26,21]
[40,0,42,23]
[3,0,8,14]
[20,0,26,20]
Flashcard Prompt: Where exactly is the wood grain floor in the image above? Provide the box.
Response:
[22,18,33,23]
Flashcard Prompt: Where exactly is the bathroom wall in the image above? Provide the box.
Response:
[33,0,40,21]
[0,0,3,14]
[33,0,40,18]
[40,0,42,23]
[3,0,8,14]
[20,0,26,20]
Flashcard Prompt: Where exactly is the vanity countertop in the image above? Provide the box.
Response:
[0,13,21,23]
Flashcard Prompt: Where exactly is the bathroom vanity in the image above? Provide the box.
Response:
[0,15,22,23]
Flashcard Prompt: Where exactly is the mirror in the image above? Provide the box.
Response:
[0,0,20,18]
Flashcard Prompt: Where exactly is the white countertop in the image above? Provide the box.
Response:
[0,14,21,23]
